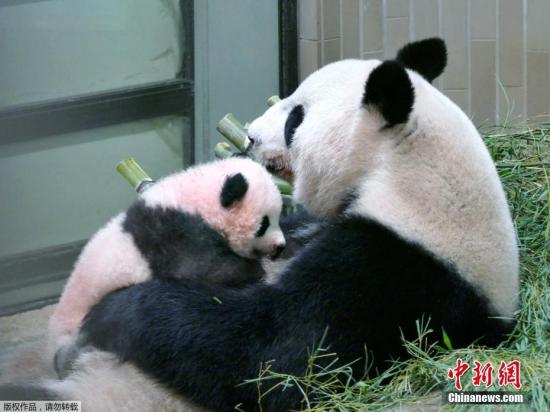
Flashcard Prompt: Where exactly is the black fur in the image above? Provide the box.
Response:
[277,209,321,258]
[255,215,270,237]
[284,105,304,147]
[363,60,415,127]
[396,37,447,82]
[220,173,248,208]
[80,216,513,411]
[337,190,359,214]
[123,200,264,288]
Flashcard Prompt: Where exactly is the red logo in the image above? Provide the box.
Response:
[472,361,494,387]
[448,358,470,390]
[447,359,522,390]
[497,360,522,389]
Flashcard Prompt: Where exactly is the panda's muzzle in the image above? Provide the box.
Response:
[253,243,286,260]
[246,135,294,180]
[271,244,286,259]
[263,154,294,181]
[268,162,294,182]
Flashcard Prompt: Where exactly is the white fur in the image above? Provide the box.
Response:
[249,59,519,317]
[48,214,151,353]
[43,351,206,412]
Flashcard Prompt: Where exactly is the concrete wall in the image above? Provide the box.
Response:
[298,0,550,125]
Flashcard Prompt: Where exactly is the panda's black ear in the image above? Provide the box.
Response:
[362,60,414,127]
[395,37,447,82]
[220,173,248,208]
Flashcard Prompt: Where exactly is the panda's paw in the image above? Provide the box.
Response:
[53,336,95,379]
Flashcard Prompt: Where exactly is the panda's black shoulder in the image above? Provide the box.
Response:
[285,214,510,349]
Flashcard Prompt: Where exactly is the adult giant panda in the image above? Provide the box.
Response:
[1,38,519,411]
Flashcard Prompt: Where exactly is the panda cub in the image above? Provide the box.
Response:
[48,157,285,354]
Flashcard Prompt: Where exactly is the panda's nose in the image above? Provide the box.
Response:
[271,243,286,259]
[247,135,256,147]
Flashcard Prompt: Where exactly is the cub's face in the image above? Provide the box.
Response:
[248,38,447,217]
[219,168,286,260]
[244,207,285,259]
[142,157,286,261]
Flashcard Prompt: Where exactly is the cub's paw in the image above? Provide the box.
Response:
[53,335,95,379]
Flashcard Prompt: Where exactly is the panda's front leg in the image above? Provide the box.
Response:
[70,277,194,373]
[71,284,144,358]
[53,291,137,379]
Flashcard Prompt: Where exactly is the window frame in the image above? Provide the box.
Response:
[0,0,298,315]
[0,0,196,161]
[0,0,299,146]
[278,0,298,98]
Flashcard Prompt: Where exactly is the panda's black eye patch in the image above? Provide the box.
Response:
[255,216,270,237]
[284,105,304,147]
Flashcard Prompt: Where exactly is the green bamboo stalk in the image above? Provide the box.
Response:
[214,104,294,205]
[214,143,292,195]
[216,113,249,152]
[272,175,293,195]
[282,194,297,215]
[214,142,234,159]
[116,158,154,193]
[267,95,281,107]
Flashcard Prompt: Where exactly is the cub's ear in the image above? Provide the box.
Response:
[362,60,414,127]
[396,37,447,82]
[221,173,248,208]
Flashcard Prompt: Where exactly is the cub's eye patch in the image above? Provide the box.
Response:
[255,216,270,237]
[284,105,304,147]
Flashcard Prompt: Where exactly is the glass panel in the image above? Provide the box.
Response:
[194,0,279,160]
[0,115,190,258]
[0,0,183,108]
